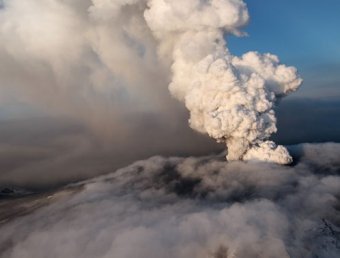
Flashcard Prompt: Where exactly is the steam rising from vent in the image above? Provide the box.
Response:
[144,0,302,164]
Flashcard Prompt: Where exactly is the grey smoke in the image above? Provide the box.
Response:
[0,143,339,258]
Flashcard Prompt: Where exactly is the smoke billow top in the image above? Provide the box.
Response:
[0,0,302,165]
[143,0,302,164]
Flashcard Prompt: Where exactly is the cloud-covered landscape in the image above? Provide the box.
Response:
[0,0,339,257]
[1,143,340,258]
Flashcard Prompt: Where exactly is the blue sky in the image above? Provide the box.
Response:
[229,0,340,99]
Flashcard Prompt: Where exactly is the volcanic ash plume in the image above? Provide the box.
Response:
[0,0,302,165]
[144,0,302,164]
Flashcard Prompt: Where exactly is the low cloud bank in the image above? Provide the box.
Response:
[0,115,219,189]
[1,98,340,189]
[0,142,339,258]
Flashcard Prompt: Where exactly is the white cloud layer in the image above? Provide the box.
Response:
[0,143,339,258]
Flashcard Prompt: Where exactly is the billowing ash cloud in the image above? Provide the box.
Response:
[144,0,302,164]
[0,143,339,258]
[0,0,302,166]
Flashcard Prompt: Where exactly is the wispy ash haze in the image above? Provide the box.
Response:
[0,0,222,187]
[0,0,308,187]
